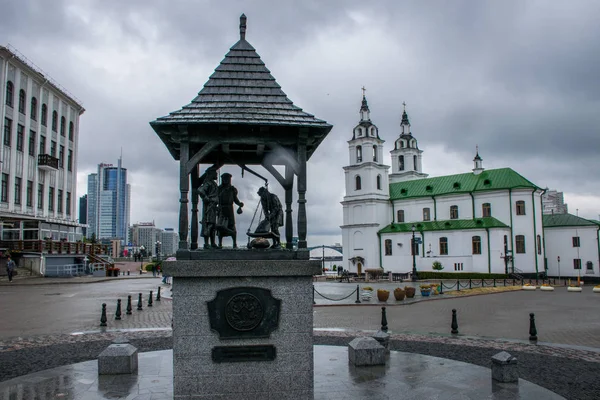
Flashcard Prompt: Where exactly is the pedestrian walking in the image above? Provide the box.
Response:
[6,256,15,282]
[152,263,157,277]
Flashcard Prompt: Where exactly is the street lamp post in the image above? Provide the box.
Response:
[557,256,561,285]
[411,224,418,282]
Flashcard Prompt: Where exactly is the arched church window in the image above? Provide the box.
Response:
[397,209,405,223]
[41,104,47,126]
[30,97,37,120]
[376,175,381,190]
[439,237,448,255]
[370,127,376,136]
[384,239,392,256]
[413,155,417,170]
[410,139,416,148]
[482,203,491,217]
[357,128,362,137]
[355,175,362,190]
[399,155,404,171]
[401,140,406,148]
[450,205,458,219]
[5,81,14,107]
[423,208,430,221]
[356,146,362,162]
[18,89,26,114]
[516,200,526,215]
[373,145,377,162]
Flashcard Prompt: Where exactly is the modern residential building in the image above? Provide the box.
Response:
[86,158,130,243]
[542,189,568,215]
[0,45,85,244]
[130,222,160,256]
[161,228,179,257]
[78,194,87,236]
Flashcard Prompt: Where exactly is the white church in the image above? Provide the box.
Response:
[341,95,559,277]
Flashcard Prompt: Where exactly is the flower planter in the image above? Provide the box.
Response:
[567,286,582,292]
[593,287,600,293]
[393,288,406,301]
[405,287,416,298]
[361,291,373,301]
[540,286,554,291]
[522,285,537,291]
[420,289,431,297]
[377,290,390,302]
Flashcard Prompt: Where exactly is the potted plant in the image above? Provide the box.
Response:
[361,286,373,301]
[420,284,432,297]
[593,285,600,293]
[377,289,390,302]
[567,284,582,292]
[405,286,416,298]
[522,283,537,291]
[540,283,554,292]
[393,287,406,301]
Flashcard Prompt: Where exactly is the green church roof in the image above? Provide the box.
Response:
[379,217,509,234]
[389,168,539,200]
[542,213,599,228]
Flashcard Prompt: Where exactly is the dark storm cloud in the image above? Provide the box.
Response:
[3,0,599,238]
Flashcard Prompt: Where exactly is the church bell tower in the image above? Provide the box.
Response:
[389,103,428,183]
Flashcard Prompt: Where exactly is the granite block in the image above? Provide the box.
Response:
[289,369,313,391]
[268,390,313,400]
[175,248,310,261]
[491,351,519,383]
[98,344,138,375]
[278,312,313,333]
[163,259,321,278]
[348,337,386,366]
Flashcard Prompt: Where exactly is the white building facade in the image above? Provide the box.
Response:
[341,96,546,276]
[543,214,600,279]
[0,45,85,242]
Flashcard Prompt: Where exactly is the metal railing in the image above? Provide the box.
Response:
[44,263,86,277]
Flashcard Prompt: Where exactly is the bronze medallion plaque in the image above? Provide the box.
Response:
[225,293,264,331]
[207,287,281,340]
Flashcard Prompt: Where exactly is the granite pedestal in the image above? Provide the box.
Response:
[163,249,321,400]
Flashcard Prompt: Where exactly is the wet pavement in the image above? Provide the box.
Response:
[0,346,564,400]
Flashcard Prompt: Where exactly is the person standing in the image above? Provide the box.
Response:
[217,173,244,248]
[257,187,284,249]
[198,166,219,249]
[6,256,15,282]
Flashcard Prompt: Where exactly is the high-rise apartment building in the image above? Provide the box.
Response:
[161,228,179,257]
[130,222,160,255]
[0,45,85,241]
[87,158,130,242]
[542,189,568,215]
[79,194,87,236]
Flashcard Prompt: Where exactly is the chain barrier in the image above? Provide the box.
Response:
[313,286,358,302]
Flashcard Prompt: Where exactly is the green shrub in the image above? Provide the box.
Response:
[432,261,443,270]
[417,271,509,280]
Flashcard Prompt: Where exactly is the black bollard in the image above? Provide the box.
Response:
[137,293,143,311]
[493,278,496,287]
[451,309,459,334]
[529,313,538,341]
[126,295,133,315]
[127,270,130,276]
[157,287,161,302]
[381,307,388,332]
[100,303,107,327]
[115,299,122,320]
[148,291,153,307]
[355,284,361,304]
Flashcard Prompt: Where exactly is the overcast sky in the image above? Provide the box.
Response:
[2,0,599,246]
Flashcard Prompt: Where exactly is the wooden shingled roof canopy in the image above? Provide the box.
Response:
[150,14,332,166]
[150,14,332,252]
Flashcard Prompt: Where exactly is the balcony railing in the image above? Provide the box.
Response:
[0,240,108,255]
[38,154,59,170]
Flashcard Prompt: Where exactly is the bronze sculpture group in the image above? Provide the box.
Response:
[197,167,282,249]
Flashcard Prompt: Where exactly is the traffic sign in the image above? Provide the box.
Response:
[414,238,422,244]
